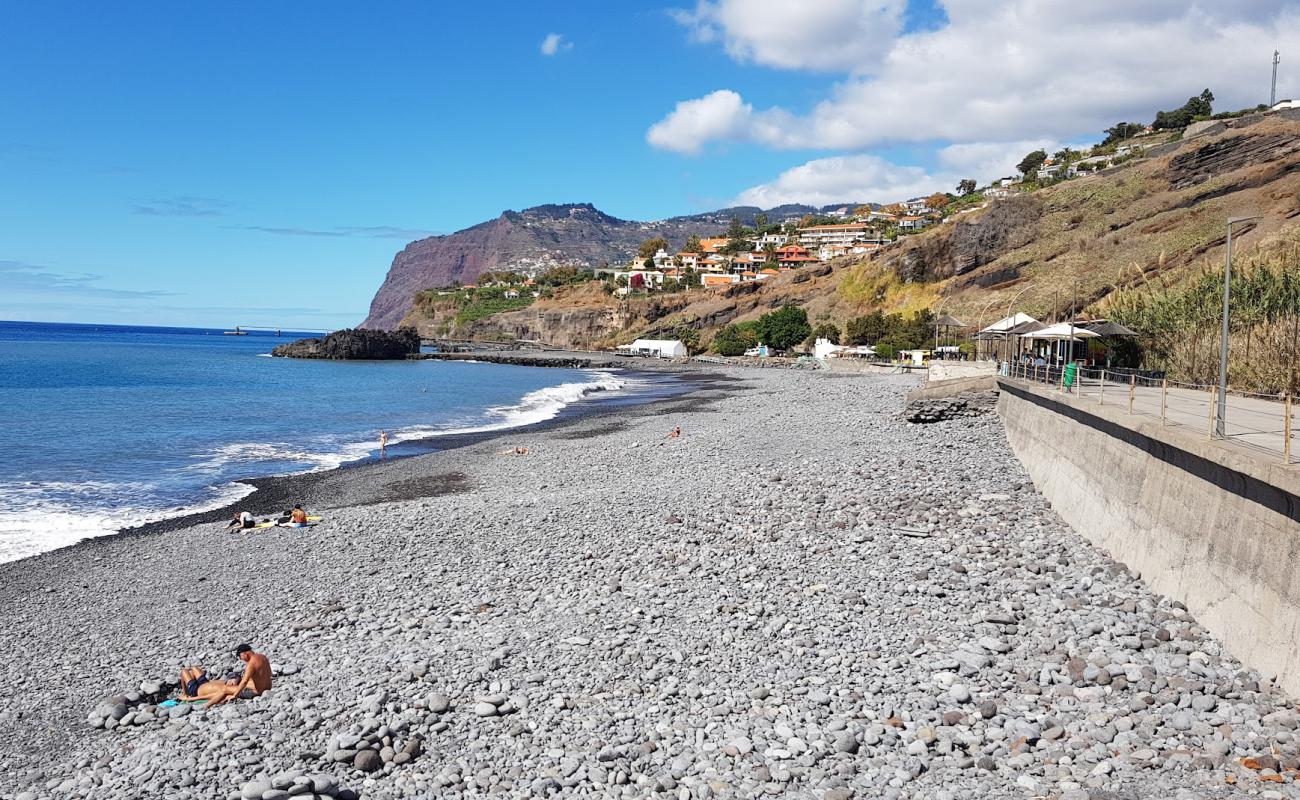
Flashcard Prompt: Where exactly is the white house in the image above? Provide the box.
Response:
[813,338,843,359]
[756,231,789,248]
[1037,163,1064,180]
[904,198,932,215]
[799,223,870,248]
[616,339,687,358]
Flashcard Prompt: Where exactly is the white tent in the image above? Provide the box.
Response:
[1019,323,1100,340]
[617,339,687,358]
[979,312,1038,334]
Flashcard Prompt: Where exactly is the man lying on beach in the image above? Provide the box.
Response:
[178,644,272,708]
[496,446,529,456]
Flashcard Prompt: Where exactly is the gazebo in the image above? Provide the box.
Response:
[1019,322,1100,364]
[1082,320,1139,337]
[976,313,1039,360]
[931,313,968,357]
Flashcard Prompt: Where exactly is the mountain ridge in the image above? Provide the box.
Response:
[361,201,868,329]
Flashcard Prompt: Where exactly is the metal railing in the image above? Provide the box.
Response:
[1002,362,1296,465]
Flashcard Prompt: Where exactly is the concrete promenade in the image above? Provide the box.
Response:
[1004,365,1296,465]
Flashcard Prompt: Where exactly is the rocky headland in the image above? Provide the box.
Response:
[2,368,1298,800]
[271,328,421,360]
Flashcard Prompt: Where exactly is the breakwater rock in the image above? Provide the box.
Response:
[271,328,420,360]
[905,391,998,423]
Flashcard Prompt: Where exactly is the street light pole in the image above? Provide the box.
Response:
[1004,283,1035,365]
[1216,216,1261,437]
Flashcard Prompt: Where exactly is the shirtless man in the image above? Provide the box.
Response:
[178,644,272,707]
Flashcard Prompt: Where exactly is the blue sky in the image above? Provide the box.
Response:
[1,1,1294,328]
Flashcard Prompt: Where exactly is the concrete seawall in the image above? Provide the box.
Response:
[996,379,1300,694]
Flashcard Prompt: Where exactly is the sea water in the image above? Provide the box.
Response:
[0,321,674,563]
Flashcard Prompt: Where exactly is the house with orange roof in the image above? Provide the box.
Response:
[773,244,818,269]
[676,251,700,269]
[701,273,740,288]
[697,237,729,253]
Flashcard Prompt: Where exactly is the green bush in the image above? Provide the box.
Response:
[710,324,757,356]
[755,305,811,351]
[809,321,840,345]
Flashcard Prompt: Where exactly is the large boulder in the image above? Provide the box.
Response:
[272,328,420,360]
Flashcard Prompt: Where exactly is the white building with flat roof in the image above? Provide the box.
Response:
[798,223,869,248]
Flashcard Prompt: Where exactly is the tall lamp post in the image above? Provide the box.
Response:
[1216,215,1260,437]
[1004,283,1036,364]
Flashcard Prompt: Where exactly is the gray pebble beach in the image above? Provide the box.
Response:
[1,367,1297,799]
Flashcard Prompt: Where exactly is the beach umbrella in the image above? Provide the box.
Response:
[1083,320,1139,337]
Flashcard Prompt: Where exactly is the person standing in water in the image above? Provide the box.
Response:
[379,429,389,459]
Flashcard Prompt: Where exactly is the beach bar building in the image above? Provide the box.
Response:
[616,339,688,359]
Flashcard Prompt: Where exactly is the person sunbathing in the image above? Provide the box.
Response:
[278,504,309,527]
[496,446,529,455]
[667,426,681,439]
[178,644,272,707]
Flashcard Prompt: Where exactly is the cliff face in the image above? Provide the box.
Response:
[383,113,1300,347]
[361,202,862,329]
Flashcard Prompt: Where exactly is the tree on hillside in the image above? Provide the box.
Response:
[1053,147,1081,164]
[537,265,579,286]
[799,214,816,227]
[720,216,753,254]
[755,305,812,351]
[1017,149,1048,176]
[809,321,840,345]
[637,237,668,260]
[881,202,906,217]
[684,234,702,253]
[1153,89,1214,130]
[956,179,977,196]
[844,311,888,345]
[754,213,769,232]
[1102,122,1144,145]
[852,204,874,218]
[925,192,950,212]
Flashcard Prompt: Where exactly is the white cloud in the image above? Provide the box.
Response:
[654,1,1300,153]
[647,90,753,154]
[670,0,906,72]
[733,139,1070,206]
[540,33,571,56]
[733,155,938,207]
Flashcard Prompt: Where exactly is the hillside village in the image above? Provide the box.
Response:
[402,92,1300,389]
[424,91,1295,303]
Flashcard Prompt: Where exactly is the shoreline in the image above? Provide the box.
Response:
[6,366,1299,799]
[62,364,733,551]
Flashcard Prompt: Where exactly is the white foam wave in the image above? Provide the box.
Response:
[391,371,627,441]
[0,480,254,564]
[185,439,375,476]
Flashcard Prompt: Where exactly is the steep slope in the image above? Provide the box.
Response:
[361,202,864,329]
[881,113,1300,327]
[396,112,1300,347]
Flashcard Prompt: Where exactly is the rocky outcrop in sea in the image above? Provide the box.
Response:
[271,328,420,360]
